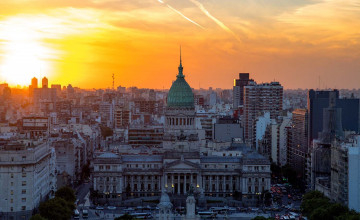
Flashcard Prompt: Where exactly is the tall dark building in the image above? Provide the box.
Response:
[233,73,254,108]
[307,89,360,146]
[288,109,308,180]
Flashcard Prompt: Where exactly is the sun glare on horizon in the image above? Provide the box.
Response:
[0,17,54,87]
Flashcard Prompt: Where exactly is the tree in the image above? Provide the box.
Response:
[55,186,76,204]
[301,191,330,217]
[327,203,349,218]
[101,126,113,139]
[301,191,360,220]
[252,217,274,220]
[29,214,46,220]
[115,214,134,220]
[39,198,73,220]
[310,207,331,220]
[303,190,327,201]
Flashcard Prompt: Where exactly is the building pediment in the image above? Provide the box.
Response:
[164,159,200,170]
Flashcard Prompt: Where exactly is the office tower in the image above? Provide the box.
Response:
[288,109,308,179]
[233,73,254,108]
[307,89,360,146]
[309,95,344,190]
[31,77,38,88]
[243,81,283,148]
[42,77,48,88]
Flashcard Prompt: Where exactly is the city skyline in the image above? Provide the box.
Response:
[0,0,359,90]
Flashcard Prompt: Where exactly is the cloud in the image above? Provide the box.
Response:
[188,0,240,42]
[157,0,204,29]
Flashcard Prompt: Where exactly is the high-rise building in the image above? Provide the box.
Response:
[287,109,308,180]
[29,78,38,97]
[31,77,38,88]
[307,89,360,146]
[114,106,130,129]
[42,77,48,88]
[233,73,254,108]
[243,82,283,148]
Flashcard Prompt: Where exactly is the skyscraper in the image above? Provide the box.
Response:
[233,73,254,109]
[31,77,38,88]
[42,77,48,88]
[307,89,360,146]
[288,109,308,180]
[243,81,283,148]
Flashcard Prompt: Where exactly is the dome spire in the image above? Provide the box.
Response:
[178,46,184,78]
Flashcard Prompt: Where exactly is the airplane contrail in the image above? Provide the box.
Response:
[188,0,240,42]
[158,0,205,29]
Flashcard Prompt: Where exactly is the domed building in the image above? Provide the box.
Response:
[163,50,203,151]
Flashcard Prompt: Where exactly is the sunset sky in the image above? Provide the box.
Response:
[0,0,359,89]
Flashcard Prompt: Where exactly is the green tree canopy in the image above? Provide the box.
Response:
[39,198,73,220]
[55,186,76,204]
[115,214,134,220]
[29,214,47,220]
[301,191,360,219]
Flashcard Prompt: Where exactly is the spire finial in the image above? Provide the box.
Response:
[180,45,182,66]
[178,46,184,77]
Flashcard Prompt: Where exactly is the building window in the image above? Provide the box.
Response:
[11,182,14,186]
[22,198,26,202]
[225,165,228,168]
[11,207,13,212]
[22,173,26,177]
[11,199,13,203]
[106,165,110,170]
[21,206,26,211]
[22,181,26,186]
[99,165,104,170]
[22,190,26,194]
[11,173,14,178]
[11,190,14,195]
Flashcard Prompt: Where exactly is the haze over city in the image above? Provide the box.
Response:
[0,0,359,89]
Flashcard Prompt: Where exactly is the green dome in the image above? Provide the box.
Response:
[167,57,194,108]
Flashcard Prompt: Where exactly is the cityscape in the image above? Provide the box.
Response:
[0,1,360,220]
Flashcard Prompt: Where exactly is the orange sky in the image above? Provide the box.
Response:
[0,0,359,90]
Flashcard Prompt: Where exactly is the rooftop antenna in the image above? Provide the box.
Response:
[112,73,115,90]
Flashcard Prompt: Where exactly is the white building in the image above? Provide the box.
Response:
[0,140,56,220]
[255,112,271,151]
[348,145,360,212]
